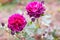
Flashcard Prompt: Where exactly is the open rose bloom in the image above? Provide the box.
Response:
[26,1,45,18]
[8,14,27,34]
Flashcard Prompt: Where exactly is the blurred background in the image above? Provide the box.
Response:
[0,0,60,40]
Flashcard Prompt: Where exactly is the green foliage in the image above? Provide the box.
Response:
[52,30,58,40]
[23,32,28,37]
[27,21,32,26]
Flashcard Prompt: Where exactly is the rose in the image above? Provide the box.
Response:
[8,14,27,35]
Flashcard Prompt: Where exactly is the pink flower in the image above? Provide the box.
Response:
[8,14,27,34]
[26,1,45,18]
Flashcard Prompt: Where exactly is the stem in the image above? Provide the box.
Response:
[15,31,26,40]
[15,34,21,39]
[16,35,25,40]
[35,18,40,28]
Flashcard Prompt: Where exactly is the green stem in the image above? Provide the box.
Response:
[35,18,40,28]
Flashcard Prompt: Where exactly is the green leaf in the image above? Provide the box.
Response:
[52,30,58,40]
[52,30,56,37]
[41,14,44,16]
[16,32,20,35]
[15,37,20,40]
[23,32,27,37]
[27,21,32,26]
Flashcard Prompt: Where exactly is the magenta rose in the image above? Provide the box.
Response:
[26,1,45,18]
[8,14,27,35]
